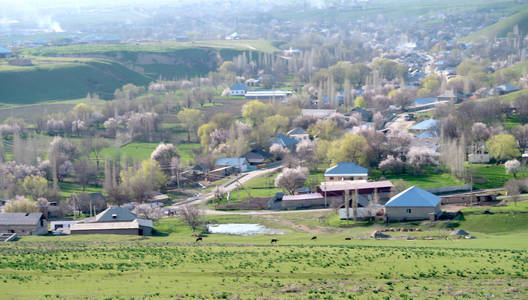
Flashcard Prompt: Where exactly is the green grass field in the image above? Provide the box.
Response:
[373,168,464,189]
[461,5,528,42]
[468,163,526,189]
[2,205,528,299]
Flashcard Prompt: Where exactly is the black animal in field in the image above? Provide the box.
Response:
[311,236,317,240]
[195,237,202,242]
[270,238,278,244]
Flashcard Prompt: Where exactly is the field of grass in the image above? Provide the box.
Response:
[468,163,526,189]
[461,6,528,42]
[2,208,528,299]
[373,168,464,189]
[0,57,150,103]
[58,181,103,198]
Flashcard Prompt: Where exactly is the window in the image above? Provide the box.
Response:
[406,209,412,214]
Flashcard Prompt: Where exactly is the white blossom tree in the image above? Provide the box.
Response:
[505,159,521,178]
[274,167,309,195]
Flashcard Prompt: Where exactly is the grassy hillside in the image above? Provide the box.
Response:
[462,7,528,42]
[0,58,150,103]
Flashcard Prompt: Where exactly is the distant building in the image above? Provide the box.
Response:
[301,109,336,119]
[0,46,12,59]
[409,119,439,133]
[215,157,249,173]
[269,133,299,150]
[437,90,461,103]
[384,186,442,222]
[244,90,292,100]
[70,207,153,236]
[0,213,48,236]
[243,149,271,165]
[229,83,249,96]
[287,128,310,142]
[324,162,368,181]
[318,180,394,208]
[493,83,520,95]
[280,193,325,209]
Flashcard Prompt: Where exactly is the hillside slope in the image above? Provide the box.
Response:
[0,59,150,103]
[462,7,528,42]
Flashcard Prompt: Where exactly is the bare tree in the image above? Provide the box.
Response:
[177,205,205,231]
[274,167,309,195]
[136,204,163,221]
[36,197,49,219]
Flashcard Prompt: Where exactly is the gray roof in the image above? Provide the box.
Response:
[287,128,307,135]
[94,207,137,223]
[230,83,249,91]
[0,213,42,225]
[385,186,441,207]
[215,157,248,167]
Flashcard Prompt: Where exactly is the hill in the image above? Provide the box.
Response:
[462,7,528,42]
[0,58,150,103]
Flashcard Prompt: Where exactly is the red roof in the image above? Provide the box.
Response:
[319,180,393,192]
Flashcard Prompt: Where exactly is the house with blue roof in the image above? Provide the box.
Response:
[414,97,438,106]
[215,157,249,172]
[494,83,520,95]
[384,186,442,221]
[409,119,438,132]
[230,83,249,96]
[0,46,12,59]
[324,162,368,181]
[270,133,298,150]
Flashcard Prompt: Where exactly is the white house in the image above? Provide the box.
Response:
[229,83,249,96]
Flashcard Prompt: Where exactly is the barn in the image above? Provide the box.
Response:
[70,207,153,236]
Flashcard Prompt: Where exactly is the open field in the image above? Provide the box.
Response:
[99,142,200,165]
[2,203,528,299]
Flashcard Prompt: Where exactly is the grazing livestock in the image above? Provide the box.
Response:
[311,236,317,240]
[345,237,351,240]
[195,237,202,242]
[271,239,278,244]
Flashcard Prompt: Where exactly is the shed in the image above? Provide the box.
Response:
[384,186,442,222]
[0,213,47,236]
[281,193,325,209]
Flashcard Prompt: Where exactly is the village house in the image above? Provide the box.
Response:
[270,133,298,151]
[493,83,519,95]
[318,180,394,208]
[384,186,442,222]
[214,157,250,173]
[437,90,461,103]
[0,213,48,236]
[280,193,325,210]
[0,46,12,59]
[301,109,336,119]
[229,83,249,96]
[324,162,368,181]
[70,207,153,236]
[287,128,310,142]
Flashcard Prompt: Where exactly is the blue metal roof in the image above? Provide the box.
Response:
[409,119,438,131]
[496,83,519,93]
[416,130,439,139]
[324,162,368,176]
[230,83,248,91]
[414,97,438,105]
[270,133,298,148]
[215,157,248,167]
[0,46,12,54]
[385,186,441,207]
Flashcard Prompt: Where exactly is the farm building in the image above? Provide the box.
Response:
[318,180,393,207]
[324,162,368,181]
[280,193,325,210]
[244,90,292,100]
[384,186,442,222]
[229,83,249,96]
[437,90,461,103]
[493,83,519,95]
[0,213,48,236]
[70,207,153,236]
[243,149,270,165]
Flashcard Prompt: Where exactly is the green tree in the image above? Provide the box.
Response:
[486,134,521,163]
[22,175,48,200]
[177,108,203,142]
[354,96,366,108]
[242,100,273,127]
[3,196,39,213]
[328,133,369,166]
[308,120,340,140]
[197,122,217,150]
[263,115,289,135]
